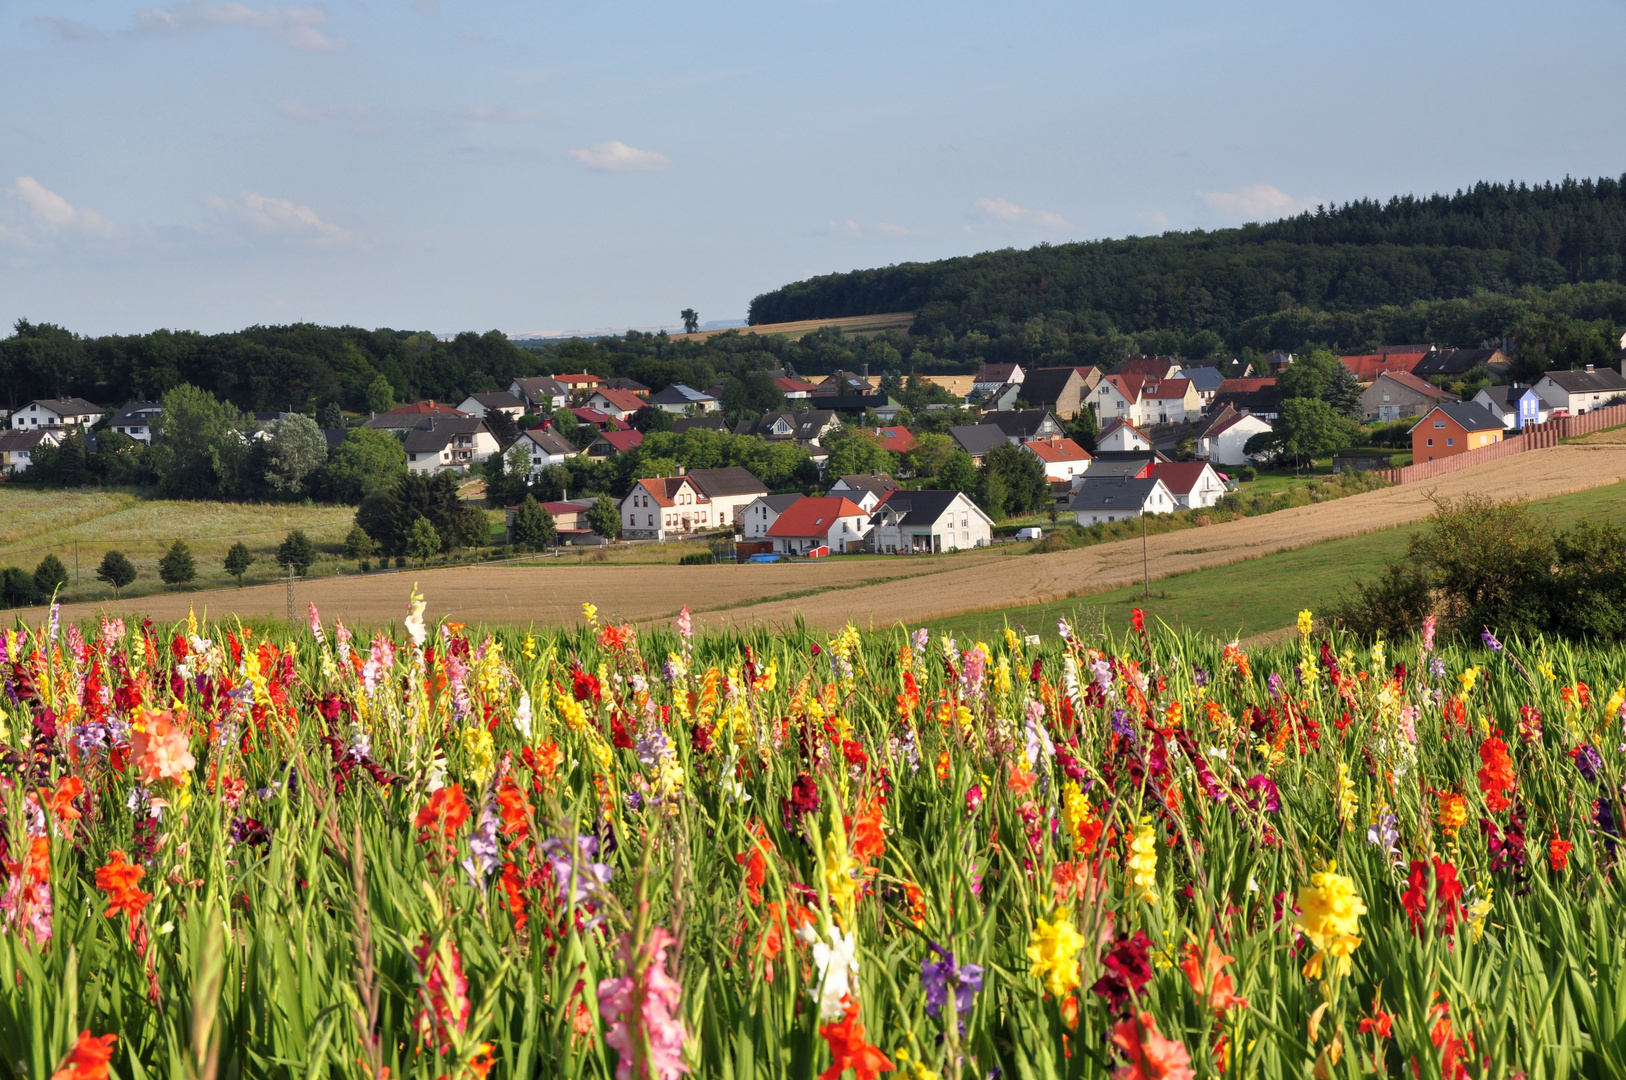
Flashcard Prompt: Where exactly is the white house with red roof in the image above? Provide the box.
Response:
[1023,434,1093,481]
[553,372,604,396]
[1096,418,1155,453]
[1195,406,1272,466]
[620,475,714,540]
[1148,461,1226,510]
[1088,374,1149,425]
[585,386,649,420]
[1141,378,1201,423]
[765,496,871,555]
[775,376,818,400]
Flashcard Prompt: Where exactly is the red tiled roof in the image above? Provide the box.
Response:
[1340,351,1429,382]
[776,376,819,393]
[590,387,648,413]
[1117,356,1181,379]
[570,407,630,430]
[873,426,917,453]
[1024,436,1092,463]
[1148,461,1217,495]
[1099,417,1149,440]
[1216,378,1276,393]
[387,400,466,415]
[554,372,604,387]
[765,496,867,538]
[633,476,704,507]
[1375,370,1456,400]
[1143,378,1193,400]
[1103,374,1148,402]
[593,429,644,452]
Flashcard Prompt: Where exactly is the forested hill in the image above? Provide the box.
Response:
[748,177,1626,363]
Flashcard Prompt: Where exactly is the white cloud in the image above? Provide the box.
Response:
[464,106,548,124]
[24,16,102,41]
[9,177,114,235]
[1,177,119,255]
[974,197,1069,229]
[1196,184,1321,221]
[133,3,345,51]
[569,140,669,172]
[206,190,346,242]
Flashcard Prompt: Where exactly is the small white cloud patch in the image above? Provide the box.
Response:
[568,141,669,172]
[133,2,345,51]
[1196,184,1321,221]
[207,190,345,240]
[974,197,1069,229]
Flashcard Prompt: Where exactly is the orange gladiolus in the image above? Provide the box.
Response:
[1110,1011,1196,1080]
[50,1032,117,1080]
[415,784,471,843]
[1179,932,1248,1015]
[817,1001,894,1080]
[94,851,151,923]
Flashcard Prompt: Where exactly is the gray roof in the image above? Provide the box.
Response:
[832,473,898,498]
[1015,367,1085,408]
[364,413,487,434]
[1182,366,1226,392]
[402,427,456,453]
[671,416,731,434]
[1542,367,1626,394]
[110,401,163,427]
[511,376,569,401]
[28,397,103,417]
[949,424,1010,457]
[1474,385,1541,412]
[467,390,524,410]
[605,377,650,393]
[755,493,806,514]
[688,466,767,498]
[650,383,717,405]
[1068,476,1163,511]
[872,490,967,527]
[983,409,1059,440]
[735,410,837,441]
[1410,401,1506,433]
[1415,348,1503,377]
[1082,457,1156,478]
[0,430,55,451]
[524,427,577,455]
[322,427,348,449]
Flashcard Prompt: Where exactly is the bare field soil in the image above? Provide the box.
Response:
[682,312,915,342]
[23,443,1626,632]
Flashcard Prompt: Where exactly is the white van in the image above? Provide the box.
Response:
[1015,527,1043,541]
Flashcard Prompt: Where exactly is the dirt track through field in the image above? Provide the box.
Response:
[25,443,1626,633]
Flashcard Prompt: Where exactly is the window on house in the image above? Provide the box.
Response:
[1427,438,1433,446]
[1447,438,1454,446]
[1434,420,1446,428]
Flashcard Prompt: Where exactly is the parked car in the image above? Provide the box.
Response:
[1016,527,1044,541]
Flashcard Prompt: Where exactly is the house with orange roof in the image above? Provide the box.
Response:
[620,475,714,540]
[1148,461,1226,510]
[1116,355,1184,381]
[553,372,605,396]
[775,376,819,400]
[1087,374,1150,425]
[871,426,917,455]
[765,496,871,555]
[1023,434,1093,482]
[1340,350,1430,384]
[585,386,649,420]
[1142,377,1201,423]
[586,428,644,459]
[385,400,467,416]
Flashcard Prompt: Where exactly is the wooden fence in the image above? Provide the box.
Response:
[1375,402,1626,485]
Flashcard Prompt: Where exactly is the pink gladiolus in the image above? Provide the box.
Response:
[413,932,471,1053]
[130,712,195,785]
[598,928,690,1080]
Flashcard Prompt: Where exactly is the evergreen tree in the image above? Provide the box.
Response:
[587,494,621,540]
[1320,360,1364,420]
[158,541,196,588]
[95,550,137,597]
[276,530,317,575]
[406,516,441,565]
[224,541,254,585]
[33,554,68,597]
[510,495,557,551]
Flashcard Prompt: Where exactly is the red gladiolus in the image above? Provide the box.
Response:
[95,851,151,924]
[1359,1011,1393,1038]
[412,932,471,1054]
[1401,858,1464,938]
[1550,832,1574,872]
[496,775,532,840]
[1110,1011,1195,1080]
[1475,735,1516,812]
[51,1032,117,1080]
[415,785,471,844]
[817,1000,893,1080]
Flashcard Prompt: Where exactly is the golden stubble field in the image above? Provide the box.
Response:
[23,441,1626,633]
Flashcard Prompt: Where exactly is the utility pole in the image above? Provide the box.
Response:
[1141,512,1150,600]
[74,541,79,584]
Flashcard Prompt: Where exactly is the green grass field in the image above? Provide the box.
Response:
[931,479,1626,642]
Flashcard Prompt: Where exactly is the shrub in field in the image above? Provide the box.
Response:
[157,540,195,587]
[510,495,557,552]
[223,540,254,585]
[14,592,1626,1078]
[33,553,68,597]
[407,515,442,564]
[94,550,137,597]
[277,529,317,575]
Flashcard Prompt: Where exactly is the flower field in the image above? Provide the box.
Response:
[6,594,1626,1079]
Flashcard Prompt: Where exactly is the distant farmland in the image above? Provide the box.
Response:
[682,311,915,342]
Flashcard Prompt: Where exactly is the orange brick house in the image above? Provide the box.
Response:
[1410,402,1504,462]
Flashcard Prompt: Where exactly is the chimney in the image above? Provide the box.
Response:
[1587,364,1596,373]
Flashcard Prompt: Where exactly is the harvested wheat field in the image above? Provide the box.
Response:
[23,441,1626,632]
[681,311,915,342]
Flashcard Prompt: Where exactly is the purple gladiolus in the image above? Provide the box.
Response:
[921,943,984,1027]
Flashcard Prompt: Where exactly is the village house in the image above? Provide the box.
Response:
[1142,378,1201,424]
[1023,434,1093,481]
[1087,374,1149,426]
[1068,476,1176,525]
[775,376,818,400]
[1014,367,1097,419]
[509,376,570,412]
[584,386,649,421]
[1410,402,1505,463]
[0,429,60,474]
[1209,378,1282,420]
[364,412,500,471]
[569,407,629,432]
[868,490,992,554]
[1148,461,1226,510]
[733,410,841,445]
[765,496,871,555]
[10,398,103,431]
[648,384,721,415]
[553,372,605,399]
[385,400,466,417]
[828,473,899,512]
[1116,355,1184,381]
[983,409,1062,444]
[948,424,1009,464]
[739,493,806,540]
[1339,349,1431,384]
[870,426,916,458]
[811,372,874,398]
[686,466,769,528]
[1195,407,1272,466]
[971,363,1024,397]
[671,416,731,434]
[1473,384,1550,430]
[1096,418,1155,454]
[1181,366,1226,406]
[1414,347,1509,379]
[586,428,644,459]
[109,402,164,443]
[457,391,527,420]
[503,498,601,545]
[1361,371,1458,421]
[516,426,579,473]
[604,377,651,397]
[1534,366,1626,415]
[620,475,714,540]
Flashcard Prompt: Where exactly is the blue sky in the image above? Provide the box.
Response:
[2,0,1622,336]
